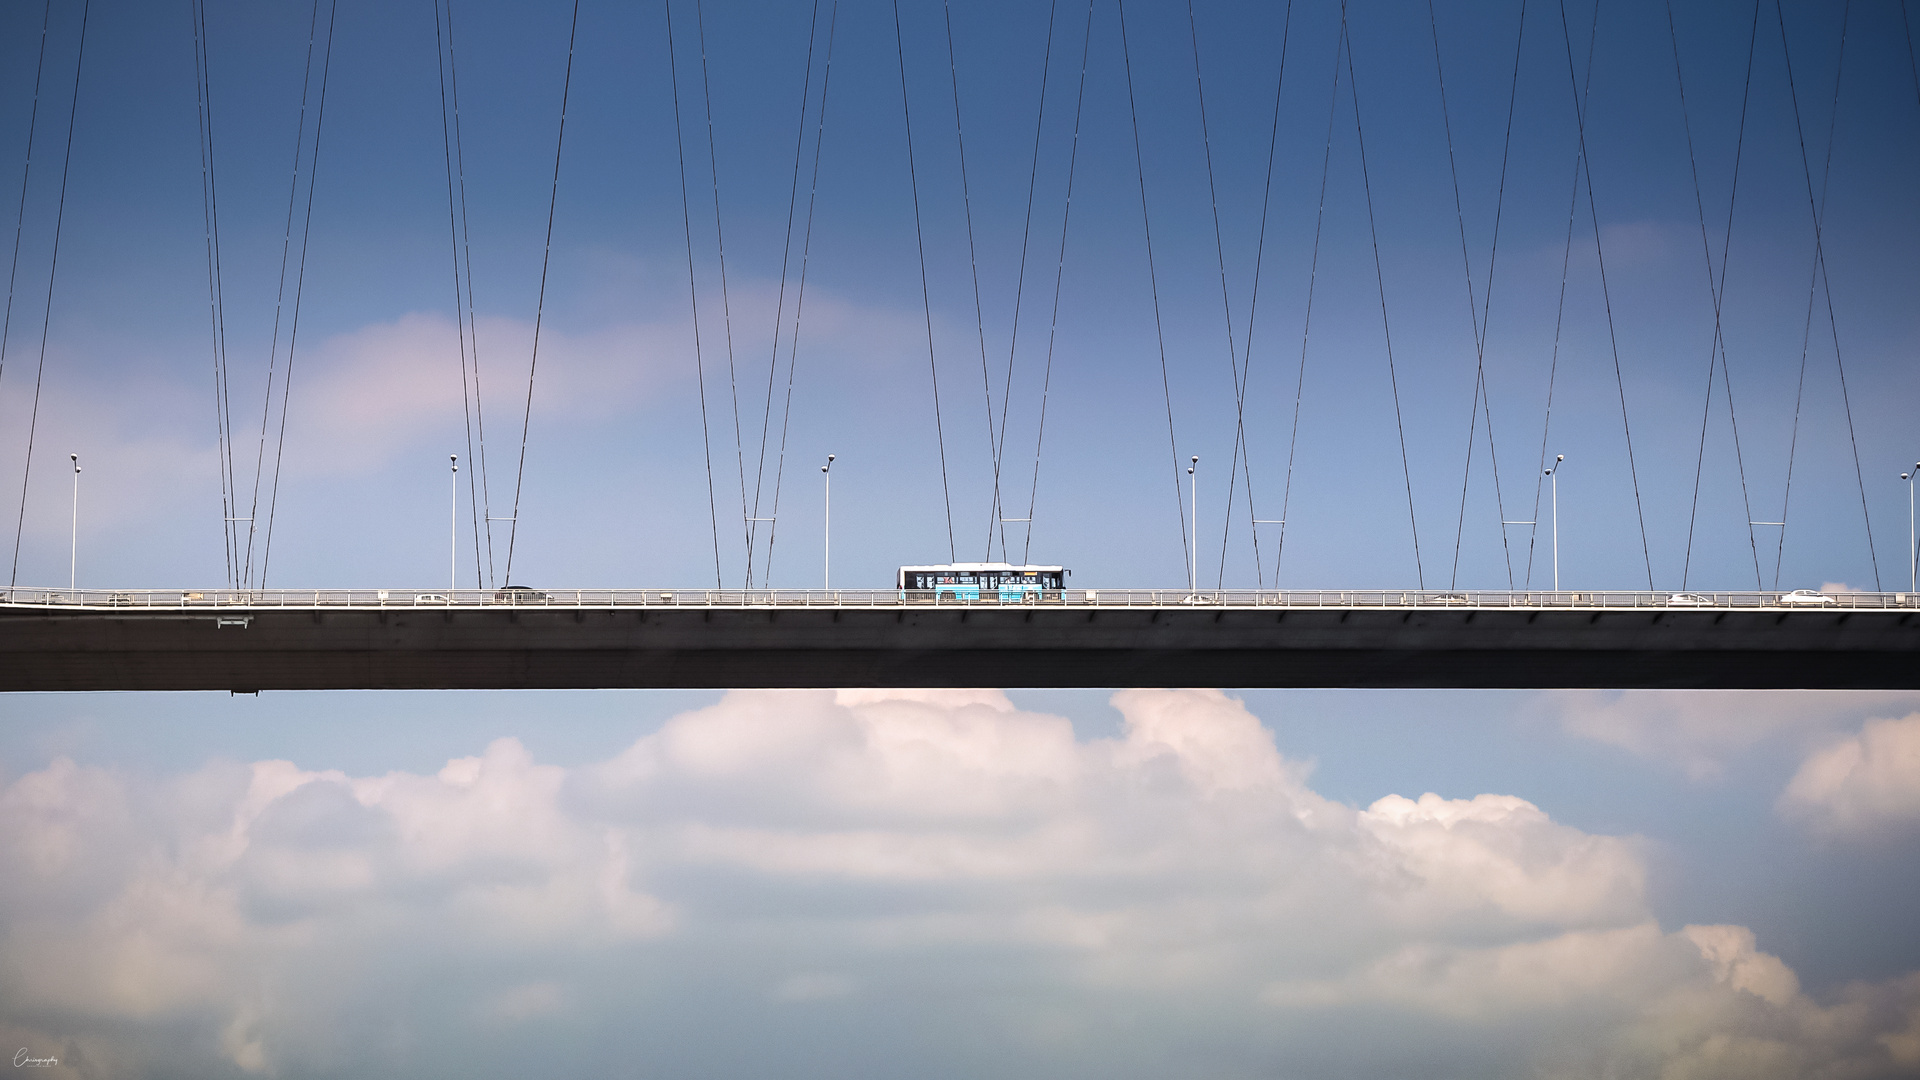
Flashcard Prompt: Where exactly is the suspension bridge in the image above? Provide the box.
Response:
[2,586,1917,690]
[0,0,1916,690]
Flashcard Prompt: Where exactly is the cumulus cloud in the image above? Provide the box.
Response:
[1779,714,1920,838]
[1,689,1917,1079]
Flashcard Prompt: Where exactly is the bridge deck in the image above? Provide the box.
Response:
[3,587,1917,691]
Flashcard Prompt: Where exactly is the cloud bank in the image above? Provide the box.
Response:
[3,688,1917,1079]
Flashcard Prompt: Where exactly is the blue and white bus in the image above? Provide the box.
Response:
[897,563,1068,602]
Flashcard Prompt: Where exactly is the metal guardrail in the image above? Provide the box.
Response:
[2,586,1917,611]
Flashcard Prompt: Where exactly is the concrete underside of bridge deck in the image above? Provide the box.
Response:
[3,603,1918,691]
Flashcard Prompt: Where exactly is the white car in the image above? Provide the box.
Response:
[1666,593,1714,606]
[1777,589,1837,606]
[414,593,450,605]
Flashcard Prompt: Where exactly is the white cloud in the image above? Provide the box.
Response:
[1536,690,1920,779]
[284,283,930,476]
[1266,922,1920,1080]
[1778,714,1920,839]
[1357,792,1645,926]
[1,689,1916,1078]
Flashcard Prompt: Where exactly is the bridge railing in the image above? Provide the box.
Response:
[3,586,1917,611]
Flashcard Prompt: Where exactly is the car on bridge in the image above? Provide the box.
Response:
[493,585,551,603]
[1666,593,1714,606]
[1778,589,1837,606]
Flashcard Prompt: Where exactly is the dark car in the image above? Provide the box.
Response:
[493,585,551,603]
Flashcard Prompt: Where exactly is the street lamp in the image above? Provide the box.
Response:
[1544,455,1565,592]
[822,454,835,591]
[450,455,459,602]
[1188,456,1199,593]
[68,453,80,595]
[1902,463,1917,594]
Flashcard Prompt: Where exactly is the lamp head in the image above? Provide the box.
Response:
[1556,454,1564,462]
[1191,455,1199,464]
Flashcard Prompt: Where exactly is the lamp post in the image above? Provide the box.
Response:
[1902,463,1917,594]
[1188,456,1199,593]
[450,455,459,602]
[821,454,835,591]
[68,453,80,594]
[1544,454,1565,592]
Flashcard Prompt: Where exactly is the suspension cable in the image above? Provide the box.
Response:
[447,0,495,588]
[1343,2,1425,588]
[433,0,493,589]
[1186,0,1269,592]
[433,0,483,589]
[242,0,329,589]
[746,0,823,586]
[1524,21,1600,589]
[1673,0,1764,590]
[893,0,958,562]
[501,0,580,584]
[1439,0,1525,591]
[256,0,339,590]
[1117,0,1191,583]
[759,0,840,587]
[665,0,723,588]
[688,0,753,585]
[1772,0,1824,592]
[190,0,241,590]
[1905,0,1918,108]
[936,0,1005,563]
[1019,0,1094,566]
[0,0,52,410]
[1218,0,1294,590]
[1184,0,1246,591]
[1274,6,1348,585]
[1556,0,1654,590]
[9,0,89,590]
[1773,0,1877,589]
[992,0,1060,564]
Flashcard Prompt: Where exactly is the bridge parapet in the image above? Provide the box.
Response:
[4,586,1917,612]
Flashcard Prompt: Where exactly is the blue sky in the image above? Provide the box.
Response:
[4,0,1920,1076]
